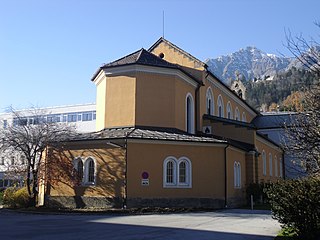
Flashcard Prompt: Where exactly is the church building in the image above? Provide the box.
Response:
[39,38,283,209]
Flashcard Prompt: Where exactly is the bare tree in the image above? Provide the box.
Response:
[0,107,76,206]
[283,23,320,175]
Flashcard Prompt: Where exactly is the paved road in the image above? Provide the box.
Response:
[0,208,280,240]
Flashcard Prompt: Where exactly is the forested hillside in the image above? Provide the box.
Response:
[244,67,319,112]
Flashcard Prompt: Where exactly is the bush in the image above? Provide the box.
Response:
[265,177,320,239]
[0,190,4,204]
[3,187,16,207]
[13,187,30,208]
[3,187,30,208]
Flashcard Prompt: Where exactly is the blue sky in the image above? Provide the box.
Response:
[1,0,319,111]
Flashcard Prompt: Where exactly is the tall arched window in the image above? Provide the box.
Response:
[242,112,247,122]
[269,153,273,176]
[275,156,278,177]
[280,158,283,178]
[234,161,241,188]
[227,102,232,119]
[77,160,84,181]
[262,150,266,176]
[235,107,240,121]
[186,93,195,134]
[217,95,224,118]
[206,88,214,115]
[84,157,95,184]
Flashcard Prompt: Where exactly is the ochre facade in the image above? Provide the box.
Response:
[40,38,283,209]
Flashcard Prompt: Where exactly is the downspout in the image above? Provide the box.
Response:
[195,84,201,133]
[123,128,135,209]
[224,144,229,208]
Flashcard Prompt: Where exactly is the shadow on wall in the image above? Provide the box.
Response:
[42,144,126,209]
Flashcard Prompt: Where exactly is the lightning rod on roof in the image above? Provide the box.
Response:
[162,10,165,38]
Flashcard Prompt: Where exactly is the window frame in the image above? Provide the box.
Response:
[217,95,224,118]
[206,88,214,115]
[185,93,195,134]
[262,150,267,176]
[163,156,192,188]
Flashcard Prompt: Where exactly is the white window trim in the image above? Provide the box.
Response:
[269,153,273,176]
[280,158,283,178]
[73,156,96,186]
[163,156,177,187]
[227,101,232,119]
[185,93,195,134]
[262,150,267,176]
[234,161,241,188]
[242,112,247,122]
[274,156,278,177]
[84,157,96,185]
[206,87,214,115]
[235,107,240,121]
[217,95,224,118]
[163,156,192,188]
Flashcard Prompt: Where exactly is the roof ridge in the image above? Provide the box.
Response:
[148,37,205,67]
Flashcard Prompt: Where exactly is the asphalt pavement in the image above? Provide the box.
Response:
[0,208,280,240]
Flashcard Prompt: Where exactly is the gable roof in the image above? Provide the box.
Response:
[148,37,206,68]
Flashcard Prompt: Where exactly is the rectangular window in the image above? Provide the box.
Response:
[0,157,4,165]
[68,114,77,122]
[82,112,93,121]
[3,120,7,129]
[77,114,82,121]
[63,115,67,122]
[93,111,96,120]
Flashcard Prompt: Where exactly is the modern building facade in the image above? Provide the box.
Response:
[38,38,284,209]
[0,103,96,188]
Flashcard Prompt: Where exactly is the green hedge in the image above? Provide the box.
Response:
[265,177,320,239]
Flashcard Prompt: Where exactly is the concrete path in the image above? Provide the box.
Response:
[0,208,280,240]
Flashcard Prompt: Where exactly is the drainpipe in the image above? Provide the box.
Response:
[195,84,201,134]
[224,144,229,208]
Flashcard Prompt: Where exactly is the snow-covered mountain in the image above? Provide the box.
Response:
[205,46,294,84]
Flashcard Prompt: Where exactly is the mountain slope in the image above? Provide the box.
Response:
[205,47,293,84]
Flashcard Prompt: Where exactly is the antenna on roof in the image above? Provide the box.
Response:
[162,10,165,38]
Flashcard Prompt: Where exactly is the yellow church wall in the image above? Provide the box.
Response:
[150,41,204,70]
[226,147,246,205]
[200,78,256,128]
[255,136,283,183]
[46,142,125,199]
[104,75,136,129]
[203,119,255,145]
[126,141,226,199]
[95,73,107,131]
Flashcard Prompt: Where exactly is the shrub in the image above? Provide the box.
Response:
[3,187,17,207]
[265,177,320,239]
[0,190,4,204]
[13,187,30,208]
[3,187,30,208]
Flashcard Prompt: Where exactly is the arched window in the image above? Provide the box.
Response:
[262,151,266,176]
[280,158,283,178]
[234,161,241,188]
[163,156,192,188]
[275,156,278,177]
[217,95,224,118]
[269,153,273,176]
[186,93,195,134]
[87,158,95,183]
[77,160,84,181]
[235,107,240,121]
[242,112,247,122]
[206,88,214,115]
[227,102,232,119]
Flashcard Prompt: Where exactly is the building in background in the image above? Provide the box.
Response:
[0,103,96,188]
